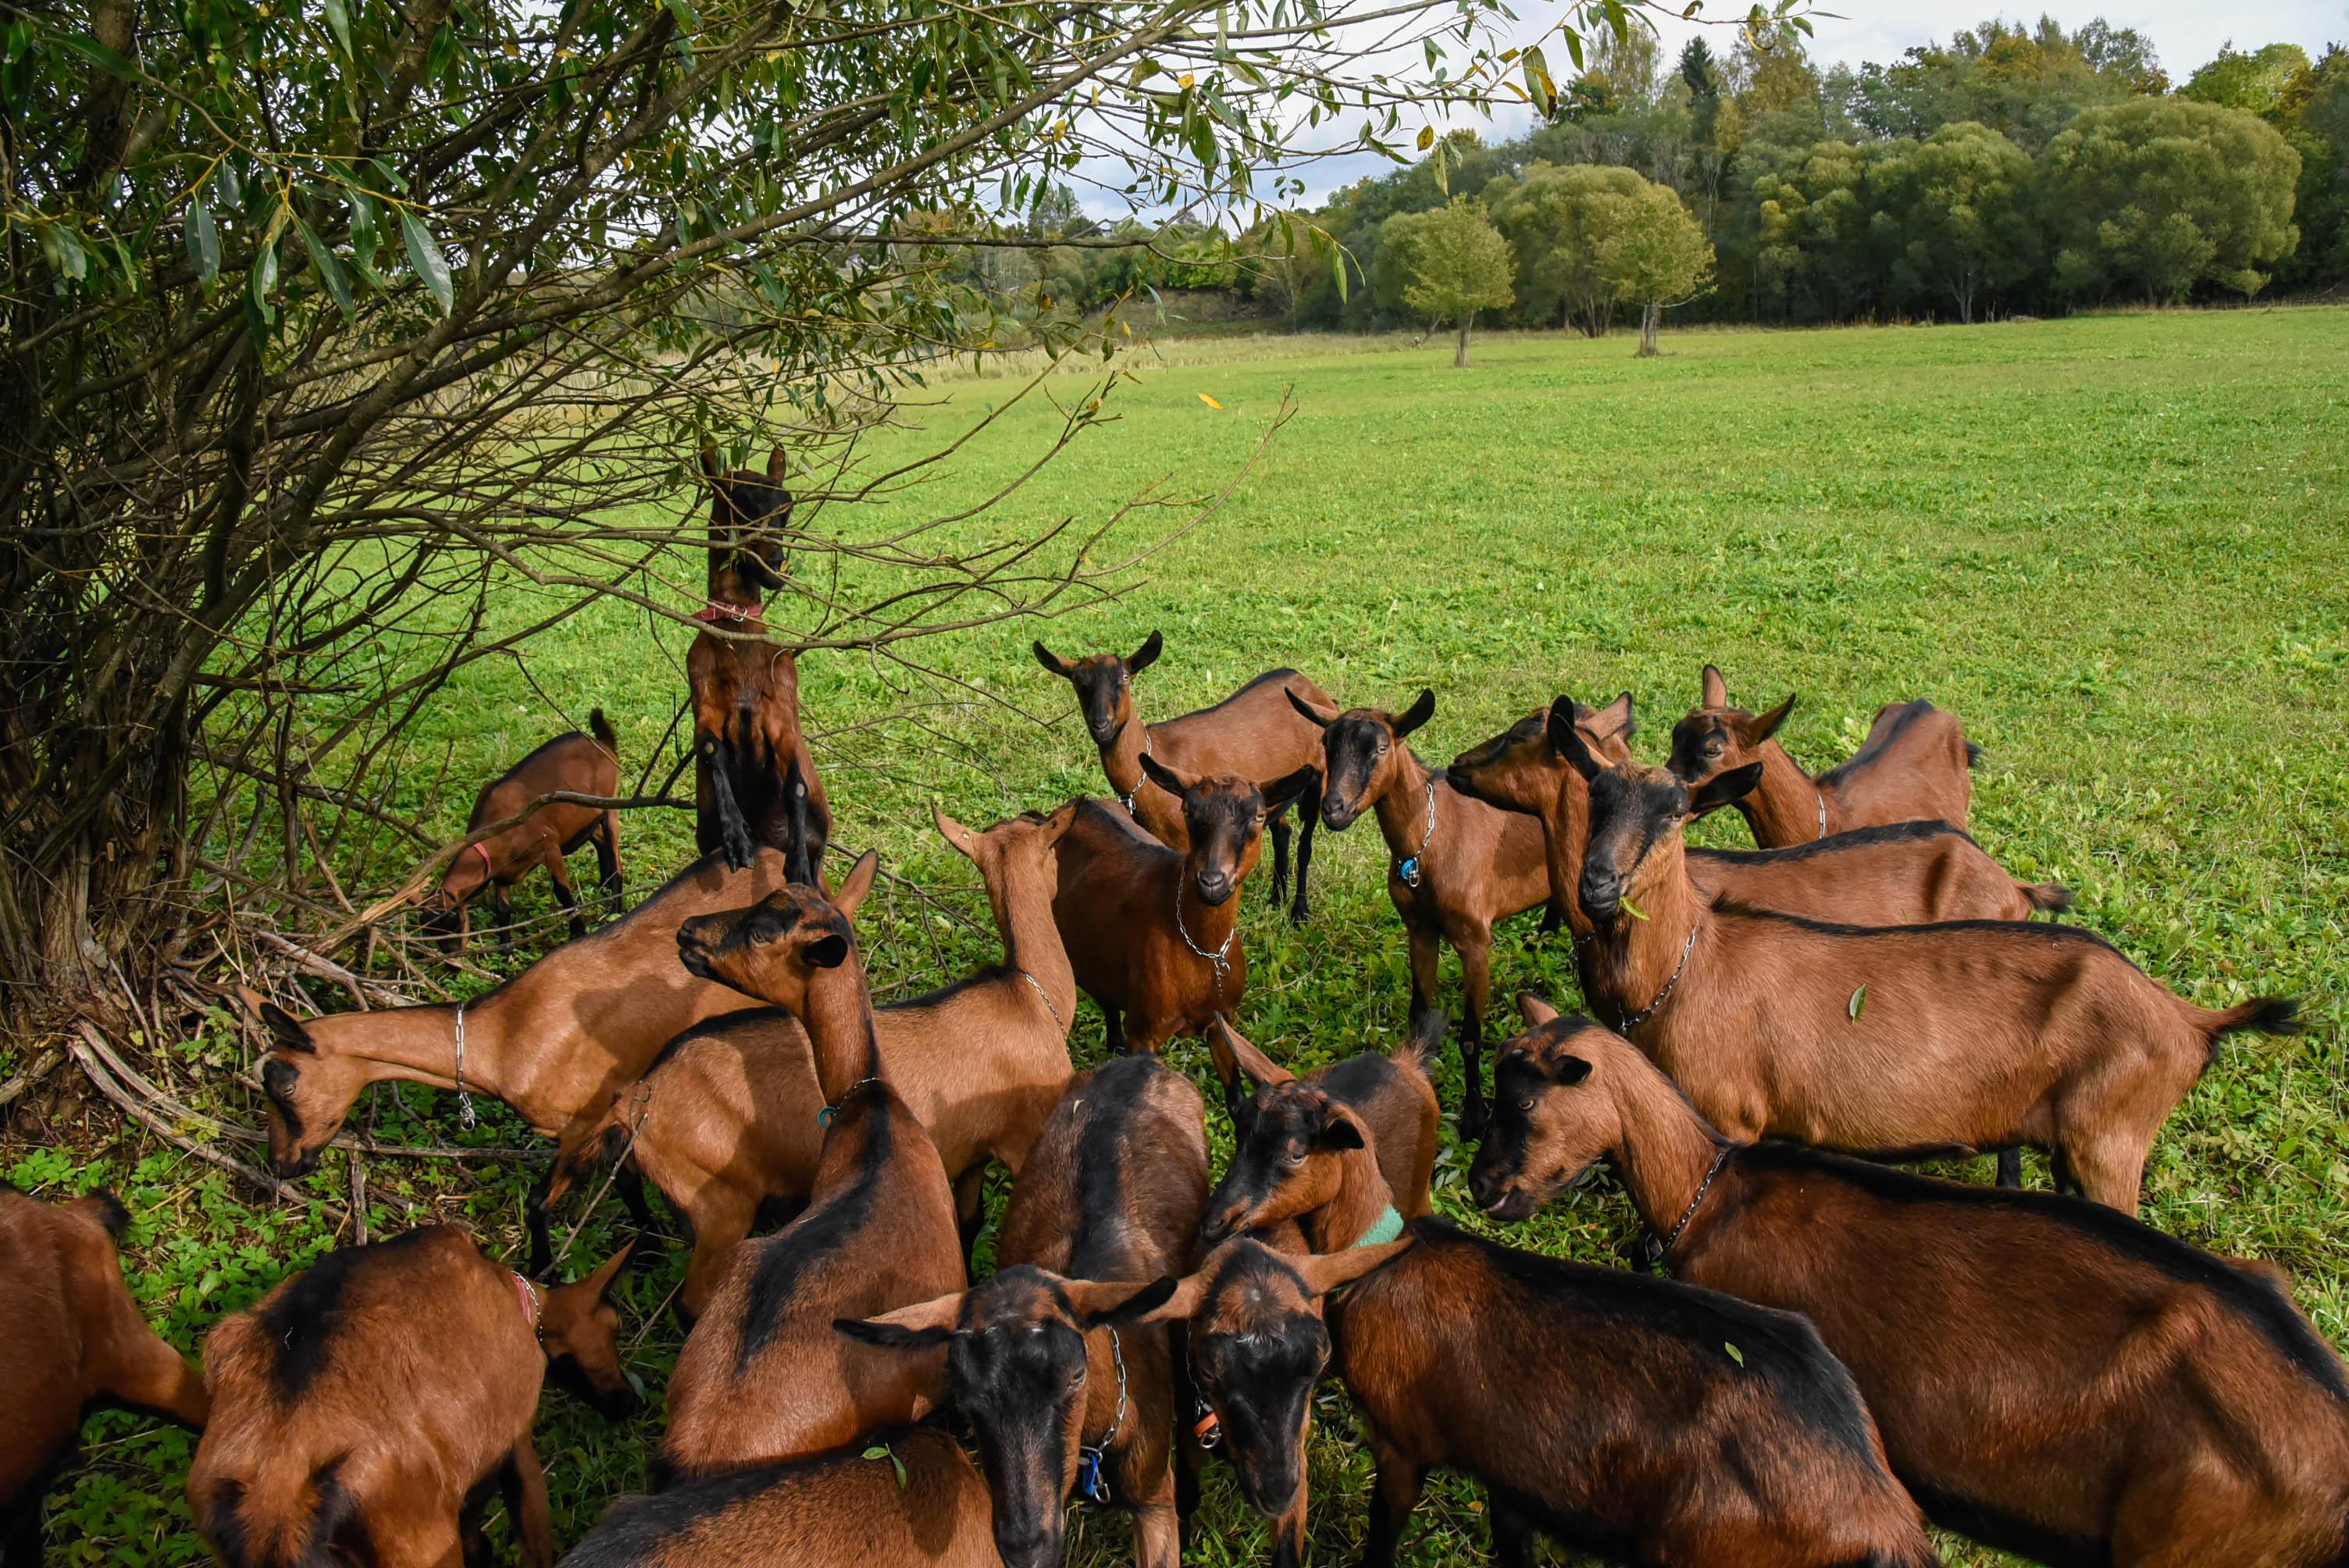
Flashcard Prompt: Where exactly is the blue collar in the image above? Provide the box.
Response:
[1353,1205,1405,1248]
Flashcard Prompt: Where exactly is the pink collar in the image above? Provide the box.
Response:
[471,840,494,875]
[692,598,762,625]
[510,1271,542,1340]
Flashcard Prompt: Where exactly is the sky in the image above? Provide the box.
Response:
[1075,0,2347,219]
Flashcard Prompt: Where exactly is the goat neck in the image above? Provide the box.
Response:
[1738,739,1825,844]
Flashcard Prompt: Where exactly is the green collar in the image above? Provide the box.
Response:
[1353,1205,1405,1248]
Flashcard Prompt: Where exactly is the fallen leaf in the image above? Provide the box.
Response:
[1198,393,1223,409]
[1848,985,1867,1021]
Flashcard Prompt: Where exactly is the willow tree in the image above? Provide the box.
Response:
[0,0,1802,1015]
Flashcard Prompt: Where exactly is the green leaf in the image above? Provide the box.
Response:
[298,219,355,323]
[49,30,137,81]
[400,209,453,314]
[661,0,702,30]
[1724,1341,1744,1367]
[1847,985,1866,1021]
[321,0,353,55]
[860,1445,887,1460]
[184,198,219,286]
[1331,243,1348,303]
[890,1451,907,1489]
[1619,896,1649,921]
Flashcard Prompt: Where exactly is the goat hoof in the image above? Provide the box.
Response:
[1288,900,1310,928]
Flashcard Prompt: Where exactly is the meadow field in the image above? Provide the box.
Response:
[12,308,2348,1565]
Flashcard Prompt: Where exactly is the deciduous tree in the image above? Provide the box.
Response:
[1591,181,1715,354]
[1395,199,1517,366]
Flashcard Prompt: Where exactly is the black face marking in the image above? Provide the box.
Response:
[1316,715,1391,830]
[1192,1247,1328,1515]
[1184,782,1265,907]
[1579,769,1687,918]
[1667,713,1734,783]
[735,1103,892,1373]
[711,476,791,589]
[1203,1088,1341,1242]
[262,1057,309,1153]
[1065,658,1129,746]
[259,1229,447,1402]
[946,1271,1089,1559]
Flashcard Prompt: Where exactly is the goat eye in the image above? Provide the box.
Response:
[1281,1148,1307,1168]
[1517,1096,1536,1111]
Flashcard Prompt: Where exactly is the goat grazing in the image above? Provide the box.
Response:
[1289,687,1634,1134]
[1552,707,2301,1210]
[659,853,965,1477]
[1202,1014,1440,1241]
[3,1187,207,1566]
[1033,632,1330,921]
[252,848,798,1276]
[562,1426,997,1568]
[1470,1006,2349,1568]
[1050,758,1316,1053]
[419,711,622,951]
[188,1226,634,1568]
[690,444,829,881]
[1666,663,1975,845]
[841,1053,1209,1568]
[558,804,1077,1315]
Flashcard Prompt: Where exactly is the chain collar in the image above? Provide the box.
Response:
[452,1003,477,1129]
[1813,782,1828,842]
[1015,968,1068,1035]
[1614,920,1697,1034]
[818,1074,883,1128]
[1656,1143,1734,1265]
[1119,732,1154,818]
[1394,775,1437,889]
[1076,1327,1130,1503]
[1174,884,1234,1000]
[509,1270,544,1343]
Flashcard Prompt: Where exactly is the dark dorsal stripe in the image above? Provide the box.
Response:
[1706,898,2126,957]
[1688,817,1973,867]
[1813,699,1936,791]
[735,1094,893,1374]
[1068,1055,1163,1280]
[260,1228,447,1402]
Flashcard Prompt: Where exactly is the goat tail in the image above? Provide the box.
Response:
[2019,880,2073,915]
[209,1456,362,1568]
[2196,996,2304,1047]
[1963,739,1984,768]
[589,707,618,757]
[69,1188,131,1238]
[1393,1008,1447,1076]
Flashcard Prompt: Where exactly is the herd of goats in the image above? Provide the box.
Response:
[7,446,2345,1568]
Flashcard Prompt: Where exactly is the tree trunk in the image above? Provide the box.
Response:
[1455,316,1471,369]
[1637,298,1661,358]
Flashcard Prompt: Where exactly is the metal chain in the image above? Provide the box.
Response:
[1077,1327,1131,1503]
[1395,775,1437,889]
[1015,968,1068,1035]
[1174,884,1233,1002]
[1614,921,1697,1034]
[818,1074,883,1128]
[452,1003,477,1129]
[1657,1143,1734,1265]
[1120,732,1154,818]
[1813,783,1828,842]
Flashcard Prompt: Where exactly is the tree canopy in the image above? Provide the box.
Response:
[1588,179,1714,353]
[1393,198,1517,365]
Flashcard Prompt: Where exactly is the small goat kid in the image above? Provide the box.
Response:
[1033,632,1330,922]
[1050,757,1316,1053]
[689,444,830,882]
[419,711,622,951]
[188,1226,633,1568]
[254,848,800,1276]
[1666,663,1975,846]
[4,1187,208,1567]
[659,853,965,1477]
[1552,708,2300,1210]
[1470,1007,2349,1568]
[841,1053,1210,1568]
[1289,687,1634,1134]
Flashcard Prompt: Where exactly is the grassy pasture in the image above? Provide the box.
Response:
[10,308,2347,1565]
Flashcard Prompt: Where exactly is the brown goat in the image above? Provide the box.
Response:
[253,847,798,1276]
[1289,688,1634,1134]
[690,444,829,882]
[1552,712,2301,1210]
[842,1053,1210,1568]
[2,1186,208,1566]
[1666,663,1975,845]
[1050,758,1316,1053]
[419,711,622,951]
[188,1225,634,1568]
[1203,1014,1439,1239]
[660,853,965,1477]
[1033,632,1331,922]
[558,804,1078,1315]
[562,1425,998,1568]
[1470,1008,2349,1568]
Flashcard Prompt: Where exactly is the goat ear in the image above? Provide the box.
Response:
[699,442,723,479]
[1066,1276,1180,1327]
[1746,694,1796,743]
[1285,688,1336,728]
[1545,699,1603,782]
[258,1001,316,1054]
[832,850,879,920]
[1126,630,1164,675]
[1320,1104,1369,1152]
[1032,640,1078,679]
[1517,992,1559,1027]
[836,1290,964,1349]
[1137,752,1192,799]
[932,804,982,864]
[581,1237,639,1299]
[765,447,788,482]
[1393,689,1437,738]
[1700,664,1728,707]
[1689,761,1765,816]
[1551,1055,1593,1086]
[1210,1015,1295,1089]
[1296,1238,1413,1297]
[1123,1272,1210,1326]
[804,932,850,971]
[1590,691,1636,746]
[1262,764,1319,816]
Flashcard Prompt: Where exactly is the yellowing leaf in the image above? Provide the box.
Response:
[1198,393,1223,409]
[1724,1342,1745,1367]
[1619,896,1649,921]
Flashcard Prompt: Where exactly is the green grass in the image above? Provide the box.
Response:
[11,308,2347,1565]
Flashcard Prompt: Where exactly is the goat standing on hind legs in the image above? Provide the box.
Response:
[690,444,830,883]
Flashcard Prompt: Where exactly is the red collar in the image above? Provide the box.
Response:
[510,1271,542,1339]
[471,841,494,875]
[692,598,762,625]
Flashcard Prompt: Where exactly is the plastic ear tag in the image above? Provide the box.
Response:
[1396,856,1421,888]
[1077,1446,1110,1502]
[818,1105,836,1128]
[1192,1409,1222,1449]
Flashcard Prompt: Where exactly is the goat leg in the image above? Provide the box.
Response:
[1995,1147,2023,1189]
[1290,777,1320,925]
[594,812,623,907]
[544,847,585,939]
[494,885,516,953]
[1457,937,1492,1141]
[503,1438,554,1568]
[1357,1439,1424,1568]
[1267,806,1292,908]
[615,1163,659,1237]
[1488,1495,1537,1568]
[524,1171,558,1278]
[698,729,757,871]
